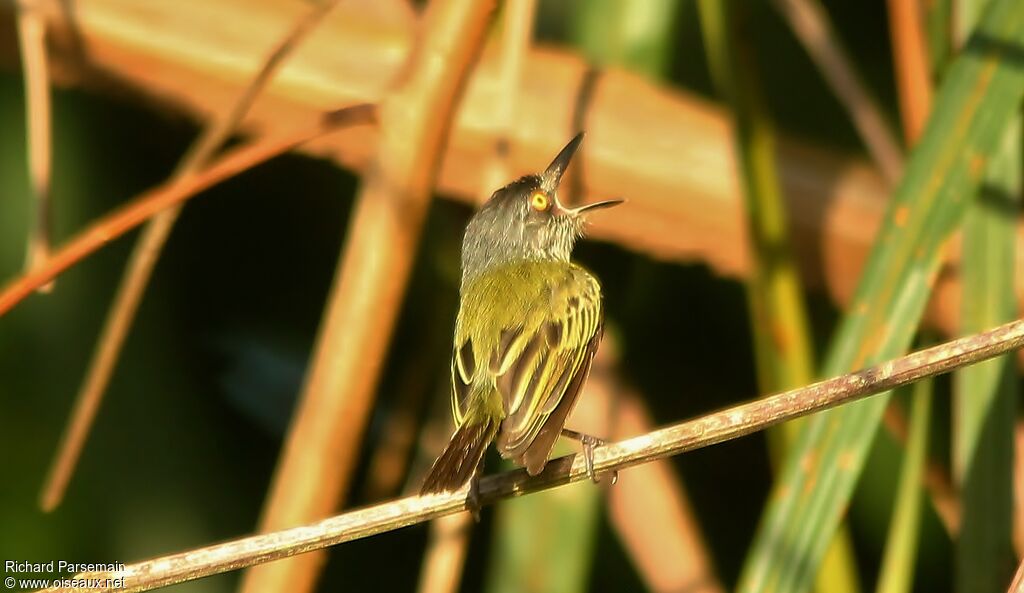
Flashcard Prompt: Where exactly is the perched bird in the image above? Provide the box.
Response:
[421,133,621,496]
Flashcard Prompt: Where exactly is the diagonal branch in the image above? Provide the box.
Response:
[40,317,1024,593]
[415,3,535,592]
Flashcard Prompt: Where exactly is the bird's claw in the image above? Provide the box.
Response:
[466,476,482,522]
[562,428,615,484]
[580,434,602,483]
[465,455,486,521]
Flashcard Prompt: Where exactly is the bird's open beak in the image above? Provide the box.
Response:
[540,132,585,194]
[541,133,624,217]
[564,198,625,216]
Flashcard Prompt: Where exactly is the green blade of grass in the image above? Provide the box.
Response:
[696,2,859,592]
[953,115,1019,593]
[696,0,816,433]
[570,0,681,80]
[485,470,602,593]
[736,0,1024,591]
[926,0,953,77]
[875,380,932,593]
[955,0,987,47]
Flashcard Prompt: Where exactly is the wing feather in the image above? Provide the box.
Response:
[451,342,472,425]
[519,325,602,474]
[495,268,603,464]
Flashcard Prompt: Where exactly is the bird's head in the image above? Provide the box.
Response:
[460,133,623,286]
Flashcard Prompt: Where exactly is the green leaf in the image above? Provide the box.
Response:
[926,0,953,76]
[696,0,815,413]
[485,473,601,593]
[736,0,1024,591]
[875,381,932,593]
[953,116,1019,593]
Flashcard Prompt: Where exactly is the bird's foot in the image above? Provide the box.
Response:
[561,428,616,484]
[466,476,482,522]
[465,455,487,521]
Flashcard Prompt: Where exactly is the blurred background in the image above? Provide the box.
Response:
[0,0,1020,592]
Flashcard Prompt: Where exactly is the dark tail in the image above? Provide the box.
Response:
[421,418,499,494]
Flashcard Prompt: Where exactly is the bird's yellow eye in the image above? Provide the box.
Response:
[530,191,550,212]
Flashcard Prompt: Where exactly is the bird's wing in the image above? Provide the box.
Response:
[489,267,604,473]
[449,263,604,474]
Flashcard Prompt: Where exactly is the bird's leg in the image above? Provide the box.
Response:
[560,428,616,484]
[466,477,481,522]
[465,455,487,521]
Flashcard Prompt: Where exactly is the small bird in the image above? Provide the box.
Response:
[421,133,621,497]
